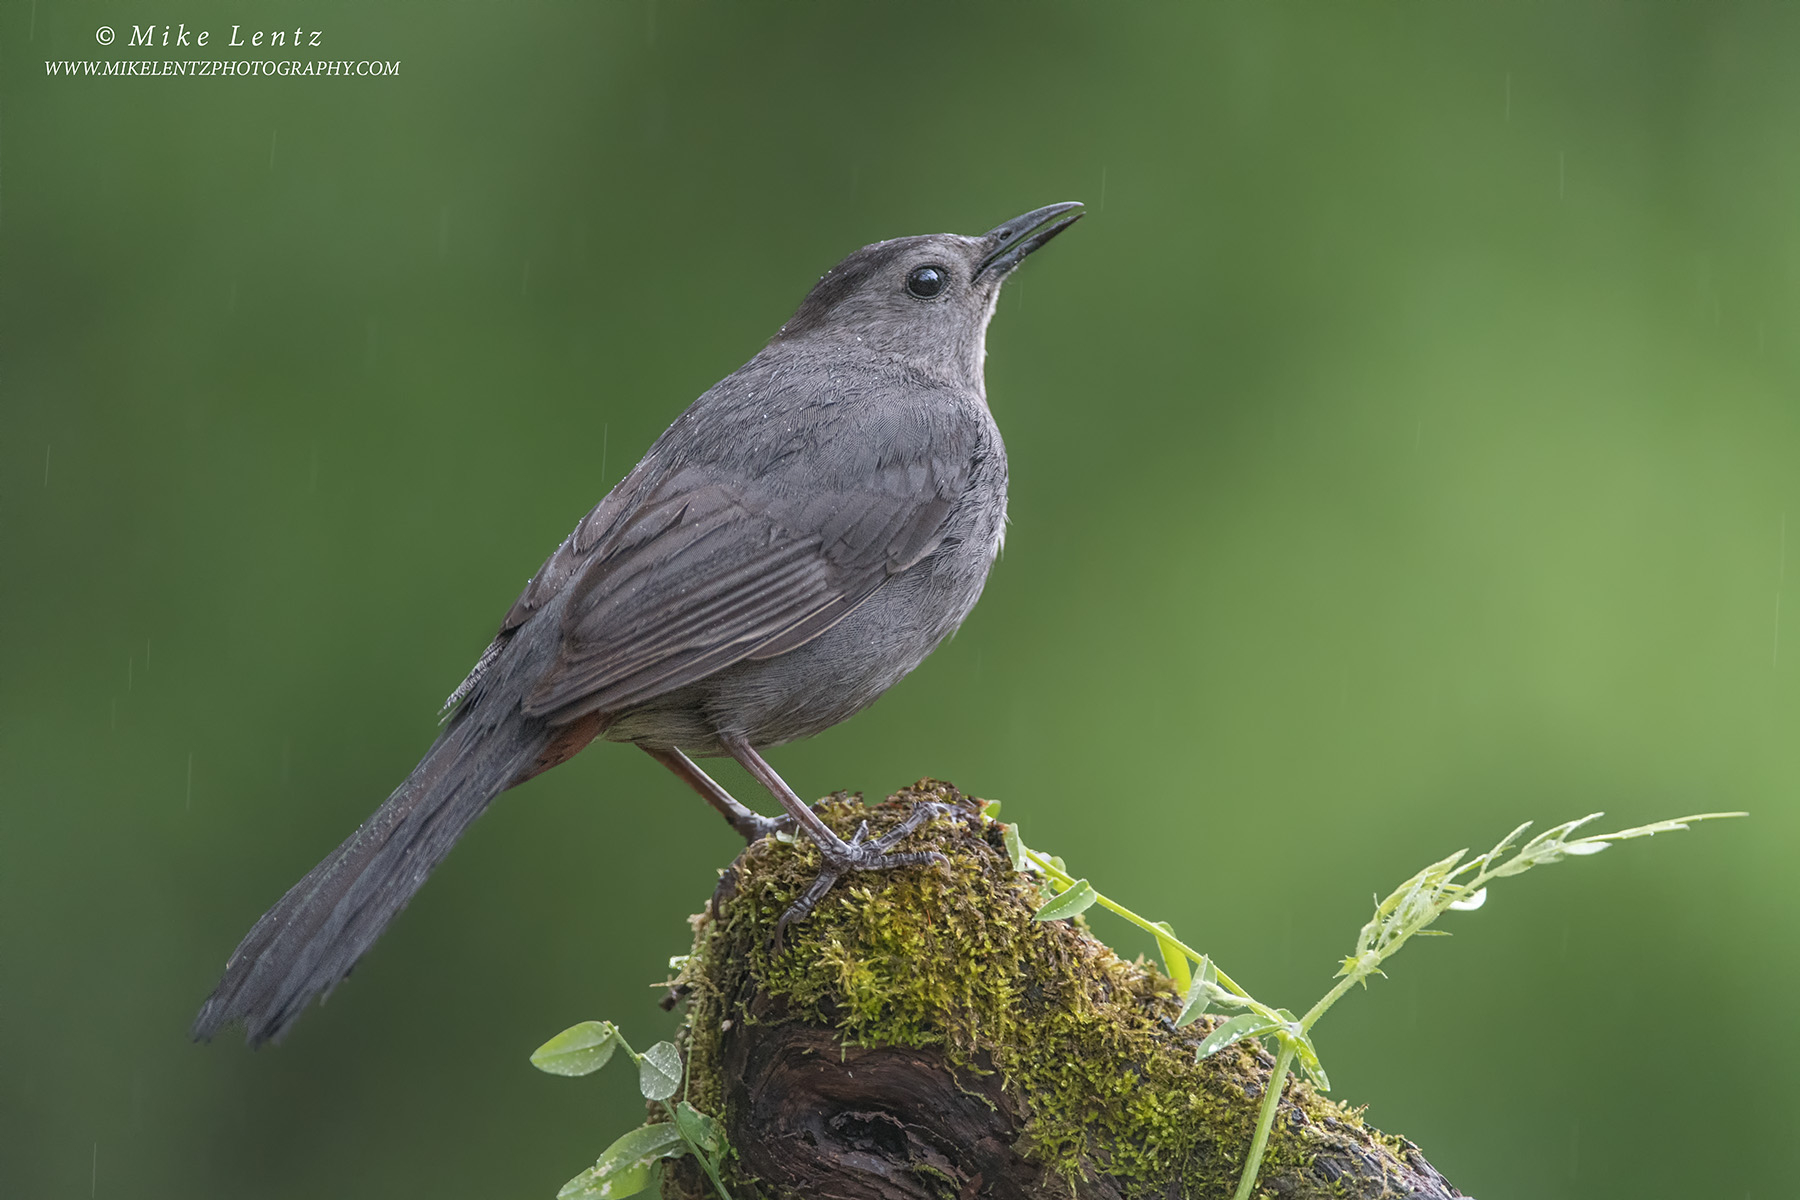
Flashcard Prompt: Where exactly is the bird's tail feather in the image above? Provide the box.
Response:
[192,705,549,1046]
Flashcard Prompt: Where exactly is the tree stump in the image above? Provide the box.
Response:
[660,782,1465,1200]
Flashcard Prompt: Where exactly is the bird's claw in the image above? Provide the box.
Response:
[771,801,964,950]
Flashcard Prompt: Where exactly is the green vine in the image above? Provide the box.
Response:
[528,1019,733,1200]
[1003,805,1743,1199]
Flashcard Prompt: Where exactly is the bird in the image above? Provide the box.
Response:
[192,202,1084,1046]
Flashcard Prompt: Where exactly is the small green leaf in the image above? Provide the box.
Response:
[1033,878,1098,922]
[558,1160,654,1200]
[1153,922,1191,996]
[558,1123,686,1200]
[638,1040,683,1100]
[1175,956,1217,1027]
[674,1101,724,1158]
[531,1021,619,1077]
[980,799,1002,819]
[1194,1013,1278,1061]
[1002,823,1027,873]
[1285,1029,1331,1092]
[600,1123,687,1169]
[1175,979,1209,1027]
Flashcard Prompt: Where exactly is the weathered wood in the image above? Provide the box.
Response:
[662,783,1465,1200]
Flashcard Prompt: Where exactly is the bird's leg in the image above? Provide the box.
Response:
[642,745,792,843]
[718,733,951,946]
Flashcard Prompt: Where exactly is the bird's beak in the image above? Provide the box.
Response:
[974,201,1085,281]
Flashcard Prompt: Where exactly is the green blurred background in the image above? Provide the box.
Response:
[4,2,1796,1196]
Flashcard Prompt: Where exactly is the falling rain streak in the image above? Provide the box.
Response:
[1774,513,1786,668]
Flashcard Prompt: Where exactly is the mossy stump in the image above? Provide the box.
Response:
[661,781,1464,1200]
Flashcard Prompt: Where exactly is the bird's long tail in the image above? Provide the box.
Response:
[191,700,553,1046]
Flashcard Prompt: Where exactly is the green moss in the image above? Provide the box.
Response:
[669,782,1380,1199]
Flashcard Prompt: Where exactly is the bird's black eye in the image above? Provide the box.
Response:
[906,265,948,299]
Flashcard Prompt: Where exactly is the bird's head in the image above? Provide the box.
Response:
[774,202,1083,389]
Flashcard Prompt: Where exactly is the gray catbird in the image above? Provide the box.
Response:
[192,202,1083,1046]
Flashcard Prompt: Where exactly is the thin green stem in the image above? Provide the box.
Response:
[1231,1041,1296,1200]
[1022,848,1283,1023]
[660,1100,733,1200]
[619,1032,733,1200]
[1299,973,1360,1032]
[1021,833,1301,1195]
[1301,857,1509,1031]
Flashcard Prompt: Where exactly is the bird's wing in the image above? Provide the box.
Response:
[517,440,973,721]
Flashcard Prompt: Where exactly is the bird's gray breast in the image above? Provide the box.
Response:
[605,381,1007,754]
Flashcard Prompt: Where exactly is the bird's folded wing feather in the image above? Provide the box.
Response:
[516,446,970,721]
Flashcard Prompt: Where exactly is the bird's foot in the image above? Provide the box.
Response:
[773,801,964,949]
